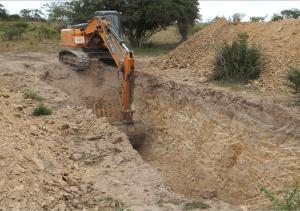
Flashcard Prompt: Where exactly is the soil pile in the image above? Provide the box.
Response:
[154,19,300,92]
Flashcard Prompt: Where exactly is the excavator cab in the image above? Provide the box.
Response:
[94,11,123,37]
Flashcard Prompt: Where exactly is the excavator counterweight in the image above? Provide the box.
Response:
[59,11,146,146]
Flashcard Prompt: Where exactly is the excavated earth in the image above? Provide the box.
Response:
[0,53,236,210]
[0,20,299,211]
[135,72,300,209]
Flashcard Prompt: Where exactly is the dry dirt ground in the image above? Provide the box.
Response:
[0,53,236,210]
[0,20,299,211]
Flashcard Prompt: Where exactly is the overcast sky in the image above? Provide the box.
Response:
[0,0,299,21]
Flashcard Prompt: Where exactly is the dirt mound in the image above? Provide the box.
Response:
[154,19,300,92]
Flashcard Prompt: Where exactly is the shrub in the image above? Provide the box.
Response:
[213,32,262,83]
[250,16,266,22]
[30,25,58,40]
[14,22,29,29]
[271,14,283,21]
[3,27,26,41]
[32,104,52,116]
[287,66,300,92]
[258,183,300,211]
[2,22,29,41]
[184,201,210,210]
[24,90,43,101]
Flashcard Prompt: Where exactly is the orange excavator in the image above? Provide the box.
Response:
[59,11,145,146]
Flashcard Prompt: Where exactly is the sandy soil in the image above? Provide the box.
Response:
[135,72,300,209]
[1,21,299,210]
[0,52,237,210]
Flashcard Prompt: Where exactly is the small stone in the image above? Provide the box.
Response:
[84,159,94,165]
[60,124,70,130]
[49,196,55,202]
[63,192,73,200]
[114,147,122,153]
[14,113,22,118]
[13,104,24,111]
[72,153,82,161]
[86,135,102,141]
[1,93,10,98]
[112,137,123,144]
[69,186,79,193]
[63,176,77,186]
[71,127,79,132]
[72,199,79,206]
[80,184,88,193]
[202,191,217,199]
[111,178,120,186]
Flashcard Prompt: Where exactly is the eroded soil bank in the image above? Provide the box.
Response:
[0,52,237,210]
[135,72,300,209]
[42,54,300,209]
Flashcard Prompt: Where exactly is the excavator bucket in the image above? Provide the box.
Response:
[114,121,146,146]
[86,97,146,146]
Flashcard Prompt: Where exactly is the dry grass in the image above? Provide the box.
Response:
[0,39,62,53]
[148,26,182,45]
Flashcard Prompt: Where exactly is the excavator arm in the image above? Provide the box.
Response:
[59,16,145,145]
[85,17,136,123]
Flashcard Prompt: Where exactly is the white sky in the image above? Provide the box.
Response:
[0,0,299,21]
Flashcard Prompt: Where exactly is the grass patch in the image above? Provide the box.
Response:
[103,197,132,211]
[133,46,172,56]
[157,199,164,208]
[32,103,52,116]
[24,90,43,101]
[258,183,300,210]
[287,66,300,92]
[148,26,182,45]
[184,201,210,210]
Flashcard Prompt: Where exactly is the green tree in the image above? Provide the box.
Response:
[45,0,200,47]
[8,14,21,21]
[20,8,44,21]
[121,0,176,47]
[281,8,300,19]
[232,13,245,23]
[172,0,199,41]
[0,3,7,20]
[210,16,228,23]
[271,13,283,21]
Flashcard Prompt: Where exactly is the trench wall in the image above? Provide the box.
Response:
[135,73,300,207]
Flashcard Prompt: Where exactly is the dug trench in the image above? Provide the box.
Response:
[43,57,300,209]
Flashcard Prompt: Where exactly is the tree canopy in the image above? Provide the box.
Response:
[0,3,8,19]
[281,8,300,19]
[46,0,199,47]
[173,0,199,41]
[20,9,44,21]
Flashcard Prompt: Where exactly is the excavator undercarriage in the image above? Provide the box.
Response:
[59,11,146,146]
